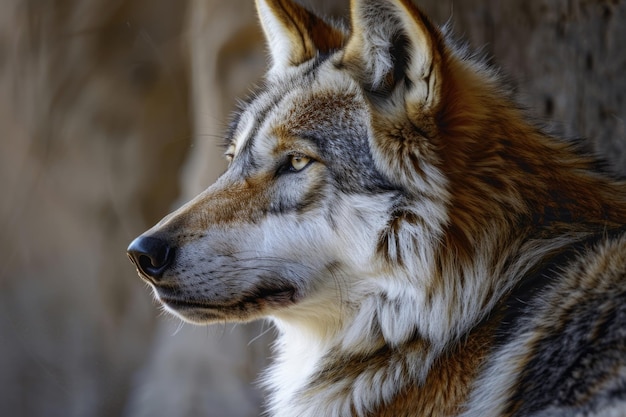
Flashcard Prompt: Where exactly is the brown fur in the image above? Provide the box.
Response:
[306,318,500,417]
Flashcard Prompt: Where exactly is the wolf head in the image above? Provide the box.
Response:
[128,0,622,350]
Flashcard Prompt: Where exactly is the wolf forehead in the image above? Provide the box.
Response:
[225,55,397,193]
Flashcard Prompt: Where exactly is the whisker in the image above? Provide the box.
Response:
[248,323,275,346]
[171,319,187,336]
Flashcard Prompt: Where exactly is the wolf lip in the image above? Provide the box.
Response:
[159,297,213,310]
[251,286,297,303]
[158,286,298,312]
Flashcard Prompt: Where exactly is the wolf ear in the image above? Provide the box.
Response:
[255,0,345,73]
[343,0,443,109]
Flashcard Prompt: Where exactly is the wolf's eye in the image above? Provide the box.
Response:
[290,155,311,172]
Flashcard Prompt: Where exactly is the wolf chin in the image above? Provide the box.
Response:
[127,0,626,415]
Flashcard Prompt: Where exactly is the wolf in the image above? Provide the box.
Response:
[127,0,626,415]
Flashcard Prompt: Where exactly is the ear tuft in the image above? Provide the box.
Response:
[255,0,345,73]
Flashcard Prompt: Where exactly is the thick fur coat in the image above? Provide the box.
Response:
[128,0,626,415]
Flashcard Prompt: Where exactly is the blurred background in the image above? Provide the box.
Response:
[0,0,624,416]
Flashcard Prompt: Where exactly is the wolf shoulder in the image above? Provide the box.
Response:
[467,229,626,417]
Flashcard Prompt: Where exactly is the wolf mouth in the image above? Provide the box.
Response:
[157,285,298,316]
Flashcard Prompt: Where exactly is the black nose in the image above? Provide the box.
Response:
[127,235,174,281]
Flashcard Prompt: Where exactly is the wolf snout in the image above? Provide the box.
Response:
[127,235,174,282]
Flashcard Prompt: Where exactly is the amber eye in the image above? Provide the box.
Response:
[290,155,311,172]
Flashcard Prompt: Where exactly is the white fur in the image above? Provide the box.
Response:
[347,0,436,107]
[255,0,295,74]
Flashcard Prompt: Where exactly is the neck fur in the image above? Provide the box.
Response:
[264,220,591,417]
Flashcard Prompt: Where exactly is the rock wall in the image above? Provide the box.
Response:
[0,1,623,416]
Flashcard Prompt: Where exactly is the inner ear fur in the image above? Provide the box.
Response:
[342,0,445,111]
[255,0,345,71]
